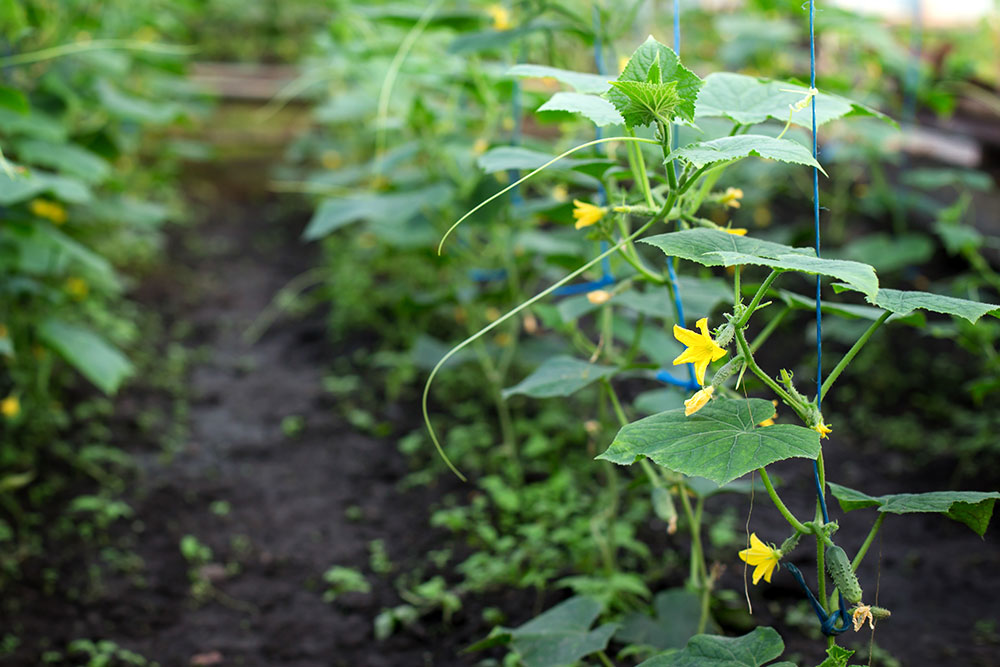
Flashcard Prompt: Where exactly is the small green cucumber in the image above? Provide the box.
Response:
[825,545,863,604]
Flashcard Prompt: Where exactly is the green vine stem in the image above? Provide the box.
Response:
[851,513,886,571]
[735,270,780,328]
[820,310,891,400]
[758,468,808,534]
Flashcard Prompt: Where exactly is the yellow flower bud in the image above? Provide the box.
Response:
[1,395,20,419]
[720,187,744,209]
[487,4,512,31]
[29,198,68,224]
[572,200,604,229]
[65,277,89,300]
[586,290,611,305]
[683,385,714,416]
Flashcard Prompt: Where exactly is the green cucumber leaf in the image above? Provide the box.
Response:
[616,589,703,651]
[599,398,820,485]
[609,36,702,124]
[696,72,895,129]
[15,139,111,184]
[468,596,616,667]
[827,483,1000,536]
[868,288,1000,324]
[507,64,610,94]
[707,252,878,300]
[637,627,794,666]
[641,228,811,268]
[503,355,617,399]
[608,79,682,128]
[303,184,451,240]
[538,92,624,127]
[777,290,924,326]
[667,135,824,174]
[38,319,133,395]
[476,146,613,174]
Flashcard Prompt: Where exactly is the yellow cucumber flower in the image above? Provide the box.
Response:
[672,317,727,386]
[684,385,714,416]
[487,4,511,30]
[721,187,744,209]
[30,198,67,224]
[572,200,605,229]
[812,422,832,439]
[738,533,782,585]
[65,277,89,300]
[1,395,20,419]
[725,228,748,236]
[758,401,778,427]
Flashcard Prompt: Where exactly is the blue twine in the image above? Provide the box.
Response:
[809,0,830,527]
[805,1,850,638]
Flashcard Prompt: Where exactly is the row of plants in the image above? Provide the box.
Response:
[288,1,1000,665]
[0,1,205,582]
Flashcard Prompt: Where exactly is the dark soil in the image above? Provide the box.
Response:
[0,163,532,667]
[2,158,999,667]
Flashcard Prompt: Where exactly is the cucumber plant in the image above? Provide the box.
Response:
[428,34,1000,664]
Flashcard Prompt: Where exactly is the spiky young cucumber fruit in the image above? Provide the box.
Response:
[825,545,863,604]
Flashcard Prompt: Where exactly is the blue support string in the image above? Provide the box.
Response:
[807,1,849,638]
[809,0,830,527]
[652,0,698,387]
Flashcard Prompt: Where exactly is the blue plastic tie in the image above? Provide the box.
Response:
[783,563,851,635]
[655,370,701,392]
[469,268,508,282]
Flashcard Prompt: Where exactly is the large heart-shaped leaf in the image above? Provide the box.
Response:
[468,596,617,667]
[667,135,824,173]
[638,627,794,667]
[695,73,894,129]
[507,64,610,94]
[827,483,1000,537]
[599,399,820,485]
[503,356,617,399]
[616,589,703,650]
[641,228,811,268]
